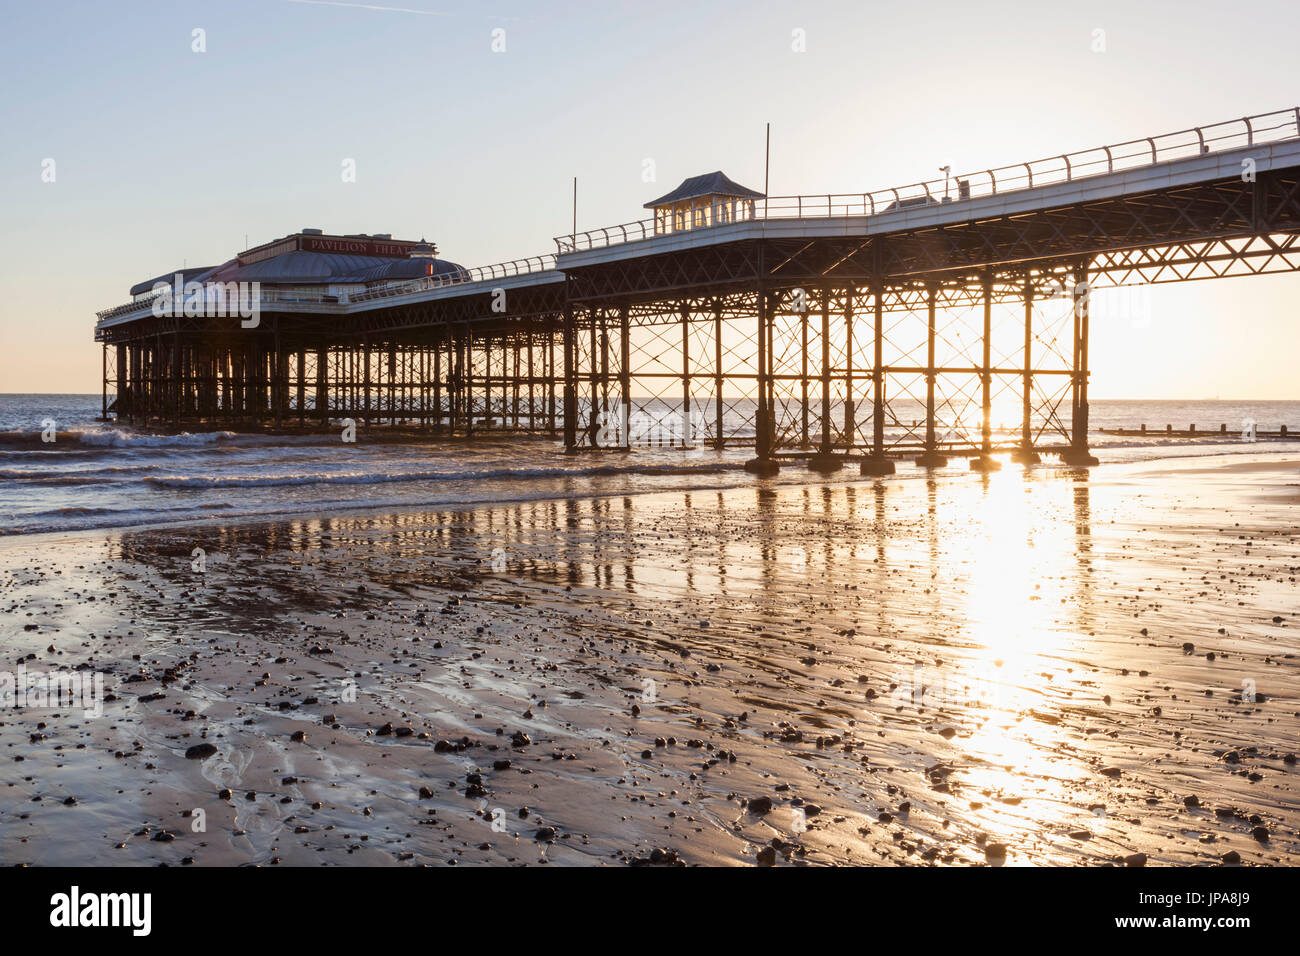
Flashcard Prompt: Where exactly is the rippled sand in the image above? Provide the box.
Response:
[0,452,1296,866]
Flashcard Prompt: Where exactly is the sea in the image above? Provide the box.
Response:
[1,393,1297,537]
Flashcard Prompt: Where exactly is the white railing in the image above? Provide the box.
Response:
[346,253,557,303]
[95,287,345,322]
[555,107,1300,253]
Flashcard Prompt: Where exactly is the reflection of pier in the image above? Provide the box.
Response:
[95,110,1300,473]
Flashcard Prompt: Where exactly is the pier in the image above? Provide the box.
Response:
[94,109,1300,473]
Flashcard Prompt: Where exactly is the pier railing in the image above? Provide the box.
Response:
[555,108,1300,253]
[347,253,557,303]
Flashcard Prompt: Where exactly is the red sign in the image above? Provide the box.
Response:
[300,236,418,258]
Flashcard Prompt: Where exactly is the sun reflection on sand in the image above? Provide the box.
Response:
[939,471,1099,854]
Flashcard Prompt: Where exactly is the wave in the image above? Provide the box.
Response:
[0,501,236,537]
[0,473,122,486]
[73,428,239,448]
[0,427,239,449]
[21,506,119,518]
[0,463,154,477]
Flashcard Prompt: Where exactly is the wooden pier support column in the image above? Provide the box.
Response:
[1061,260,1099,466]
[230,343,241,423]
[713,300,724,451]
[1009,274,1041,464]
[126,343,135,418]
[915,283,948,468]
[132,342,142,424]
[843,289,854,444]
[131,343,139,424]
[432,335,443,433]
[528,328,537,433]
[971,272,1002,472]
[465,324,475,436]
[246,342,256,423]
[238,343,250,423]
[498,333,506,428]
[619,306,631,449]
[745,255,779,475]
[448,330,458,435]
[587,309,601,447]
[275,347,289,429]
[562,298,577,452]
[386,344,397,425]
[513,333,522,430]
[296,348,306,425]
[598,316,610,445]
[419,346,427,427]
[248,342,258,423]
[484,334,492,429]
[449,324,459,435]
[342,345,351,421]
[207,347,218,419]
[482,334,491,429]
[272,319,286,429]
[454,331,463,434]
[115,344,127,421]
[547,326,557,436]
[142,343,149,417]
[860,282,894,476]
[680,303,692,449]
[799,290,810,449]
[501,335,508,430]
[270,319,282,428]
[242,346,252,420]
[810,284,842,473]
[170,332,182,423]
[189,346,200,419]
[315,348,328,422]
[362,336,372,427]
[263,343,273,423]
[220,350,230,420]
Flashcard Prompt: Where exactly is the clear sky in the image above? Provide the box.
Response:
[1,0,1297,398]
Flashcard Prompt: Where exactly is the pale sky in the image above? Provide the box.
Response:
[1,0,1297,398]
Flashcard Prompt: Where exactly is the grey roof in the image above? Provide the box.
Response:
[331,257,468,283]
[644,171,765,208]
[374,257,468,282]
[129,266,219,297]
[134,251,466,293]
[220,251,383,283]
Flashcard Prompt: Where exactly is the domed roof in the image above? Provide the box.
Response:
[128,232,470,295]
[378,257,468,281]
[189,250,467,285]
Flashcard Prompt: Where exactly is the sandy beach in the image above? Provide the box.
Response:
[1,452,1296,867]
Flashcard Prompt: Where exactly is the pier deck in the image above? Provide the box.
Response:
[94,109,1300,471]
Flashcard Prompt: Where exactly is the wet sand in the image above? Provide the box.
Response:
[1,452,1297,866]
